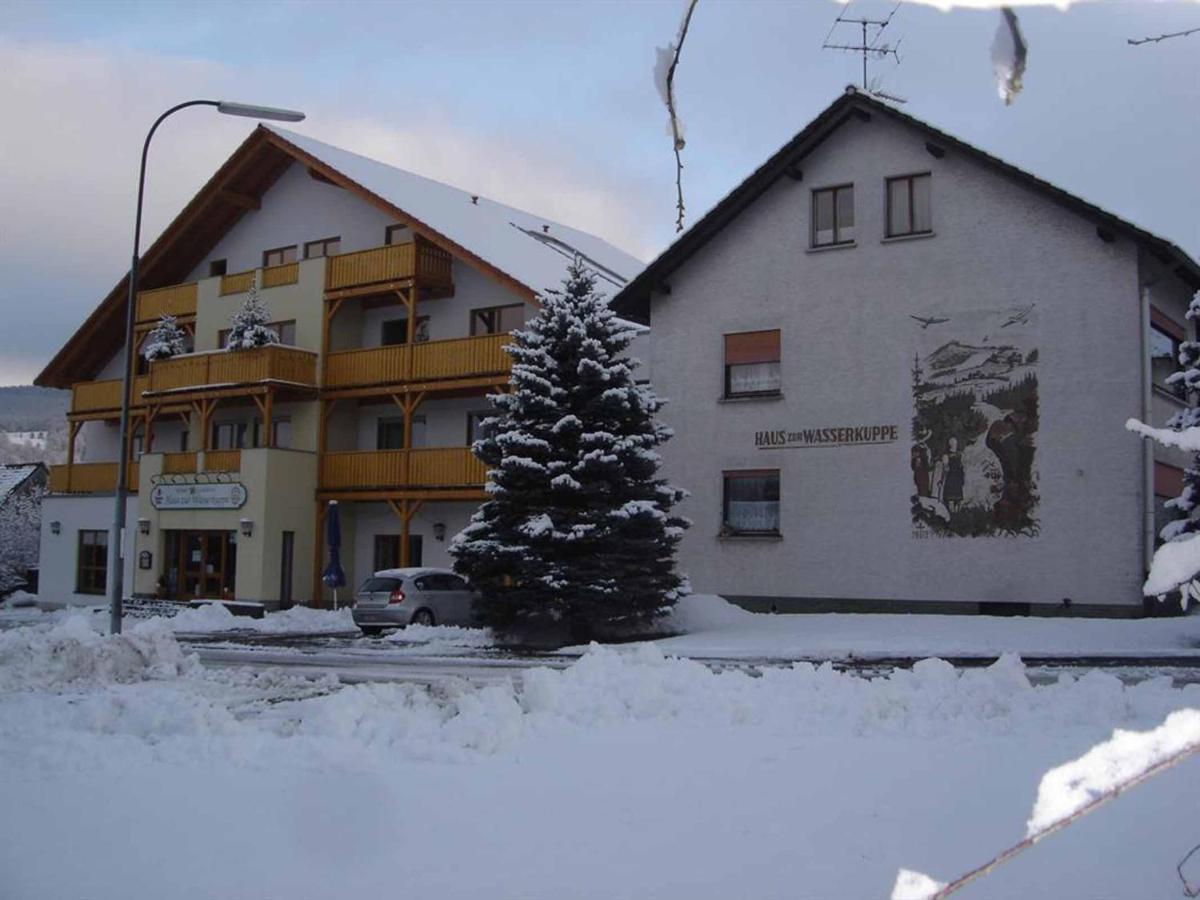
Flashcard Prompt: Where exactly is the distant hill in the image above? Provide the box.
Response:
[0,387,70,465]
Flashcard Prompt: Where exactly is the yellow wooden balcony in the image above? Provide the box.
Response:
[69,376,151,416]
[160,452,197,475]
[203,449,241,473]
[146,345,318,396]
[325,240,452,293]
[323,333,510,391]
[219,262,299,296]
[136,283,197,323]
[49,462,140,494]
[319,447,486,492]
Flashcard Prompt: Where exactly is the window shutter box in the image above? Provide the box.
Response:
[725,330,780,366]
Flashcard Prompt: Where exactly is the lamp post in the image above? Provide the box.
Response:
[109,99,305,634]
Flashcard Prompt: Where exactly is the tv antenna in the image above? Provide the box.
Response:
[822,2,904,98]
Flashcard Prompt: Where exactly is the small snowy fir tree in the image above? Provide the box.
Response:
[1127,289,1200,608]
[450,260,688,641]
[225,282,280,350]
[141,314,186,362]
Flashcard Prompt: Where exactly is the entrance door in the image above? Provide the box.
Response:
[177,531,237,600]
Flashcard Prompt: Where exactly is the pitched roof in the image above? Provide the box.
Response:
[0,464,45,506]
[613,87,1200,318]
[37,126,643,388]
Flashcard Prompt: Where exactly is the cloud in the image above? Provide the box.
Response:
[0,39,655,385]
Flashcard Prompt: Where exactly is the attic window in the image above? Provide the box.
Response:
[209,259,227,277]
[385,224,409,246]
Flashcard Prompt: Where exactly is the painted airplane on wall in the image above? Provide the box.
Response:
[909,315,949,329]
[1001,304,1035,328]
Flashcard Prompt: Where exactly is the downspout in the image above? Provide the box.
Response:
[1140,285,1155,579]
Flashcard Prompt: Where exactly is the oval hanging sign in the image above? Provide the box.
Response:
[151,482,248,510]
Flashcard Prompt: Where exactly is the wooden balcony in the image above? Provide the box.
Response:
[323,333,510,393]
[319,447,486,496]
[325,240,452,294]
[69,376,151,418]
[145,345,318,398]
[203,449,241,473]
[136,283,197,323]
[161,452,197,475]
[49,462,140,494]
[220,262,299,296]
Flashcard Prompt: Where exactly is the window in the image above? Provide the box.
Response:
[376,415,426,450]
[812,185,854,247]
[385,224,409,245]
[253,417,292,449]
[209,259,228,277]
[1150,317,1185,398]
[373,534,423,570]
[212,421,250,450]
[470,304,525,336]
[886,173,933,238]
[381,316,430,346]
[304,236,341,259]
[180,430,190,452]
[467,411,496,445]
[722,470,781,535]
[724,330,781,398]
[76,530,108,595]
[262,245,297,267]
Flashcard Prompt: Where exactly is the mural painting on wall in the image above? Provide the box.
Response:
[910,304,1039,538]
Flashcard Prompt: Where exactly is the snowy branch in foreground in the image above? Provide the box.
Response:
[654,0,699,233]
[1127,417,1200,453]
[891,710,1200,900]
[990,6,1027,106]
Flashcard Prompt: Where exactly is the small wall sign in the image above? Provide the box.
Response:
[151,482,248,510]
[138,550,153,570]
[755,425,900,450]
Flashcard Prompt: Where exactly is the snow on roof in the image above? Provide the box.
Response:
[265,126,644,298]
[0,464,42,506]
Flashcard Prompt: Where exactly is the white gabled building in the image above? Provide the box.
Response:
[612,88,1200,617]
[35,125,643,608]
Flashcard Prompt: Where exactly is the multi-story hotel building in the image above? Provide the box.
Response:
[35,125,642,608]
[613,88,1200,616]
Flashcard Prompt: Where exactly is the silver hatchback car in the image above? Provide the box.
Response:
[351,567,478,633]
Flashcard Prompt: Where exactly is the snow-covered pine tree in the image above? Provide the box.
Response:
[141,314,186,362]
[1127,289,1200,608]
[450,260,688,641]
[225,281,280,350]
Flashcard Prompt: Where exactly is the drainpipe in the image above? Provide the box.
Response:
[1140,285,1155,578]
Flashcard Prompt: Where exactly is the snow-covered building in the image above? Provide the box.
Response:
[34,126,642,608]
[612,87,1200,617]
[0,463,48,595]
[3,431,49,451]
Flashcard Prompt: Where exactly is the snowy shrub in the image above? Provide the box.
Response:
[141,314,186,361]
[451,260,688,640]
[225,282,280,351]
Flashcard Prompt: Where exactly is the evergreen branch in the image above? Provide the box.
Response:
[663,0,699,234]
[1127,25,1200,46]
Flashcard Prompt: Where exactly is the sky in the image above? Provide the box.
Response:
[1,0,1197,386]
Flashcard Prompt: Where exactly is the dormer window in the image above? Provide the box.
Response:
[812,185,855,247]
[886,173,932,238]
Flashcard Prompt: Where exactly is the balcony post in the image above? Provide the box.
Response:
[404,287,417,380]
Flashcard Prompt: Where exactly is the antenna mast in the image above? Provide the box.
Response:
[822,3,903,92]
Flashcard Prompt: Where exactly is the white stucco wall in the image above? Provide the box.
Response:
[647,113,1167,613]
[38,495,137,607]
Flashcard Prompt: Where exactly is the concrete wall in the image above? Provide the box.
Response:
[38,494,137,607]
[648,113,1155,612]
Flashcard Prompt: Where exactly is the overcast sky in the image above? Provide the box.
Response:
[2,0,1197,386]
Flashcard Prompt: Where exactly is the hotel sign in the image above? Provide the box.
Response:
[151,482,248,510]
[755,424,900,449]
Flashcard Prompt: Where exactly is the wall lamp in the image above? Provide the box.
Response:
[138,519,151,535]
[433,522,446,541]
[239,518,254,537]
[50,521,61,535]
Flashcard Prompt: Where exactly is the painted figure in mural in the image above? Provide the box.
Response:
[986,398,1037,529]
[911,430,932,497]
[939,437,965,512]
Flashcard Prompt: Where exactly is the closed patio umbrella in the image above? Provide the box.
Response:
[322,500,347,609]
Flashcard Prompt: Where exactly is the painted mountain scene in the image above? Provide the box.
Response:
[910,305,1039,538]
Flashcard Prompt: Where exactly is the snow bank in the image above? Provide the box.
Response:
[169,604,360,636]
[0,615,194,690]
[662,593,755,633]
[387,623,495,651]
[2,590,38,609]
[1026,708,1200,836]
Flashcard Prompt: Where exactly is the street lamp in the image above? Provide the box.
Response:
[108,99,305,634]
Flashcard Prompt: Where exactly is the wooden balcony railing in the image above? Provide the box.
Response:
[70,376,151,415]
[161,452,198,475]
[323,333,511,390]
[325,240,452,292]
[203,450,241,473]
[147,345,318,394]
[48,462,140,494]
[319,447,486,491]
[220,262,300,296]
[136,283,197,323]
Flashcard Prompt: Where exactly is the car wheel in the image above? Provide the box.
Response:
[410,608,436,627]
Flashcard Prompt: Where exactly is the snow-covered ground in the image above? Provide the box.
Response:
[1,613,1198,899]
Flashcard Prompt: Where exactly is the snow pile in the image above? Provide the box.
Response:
[662,592,755,633]
[2,589,38,608]
[891,869,947,900]
[1026,708,1200,836]
[0,615,194,690]
[169,604,359,636]
[387,623,496,651]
